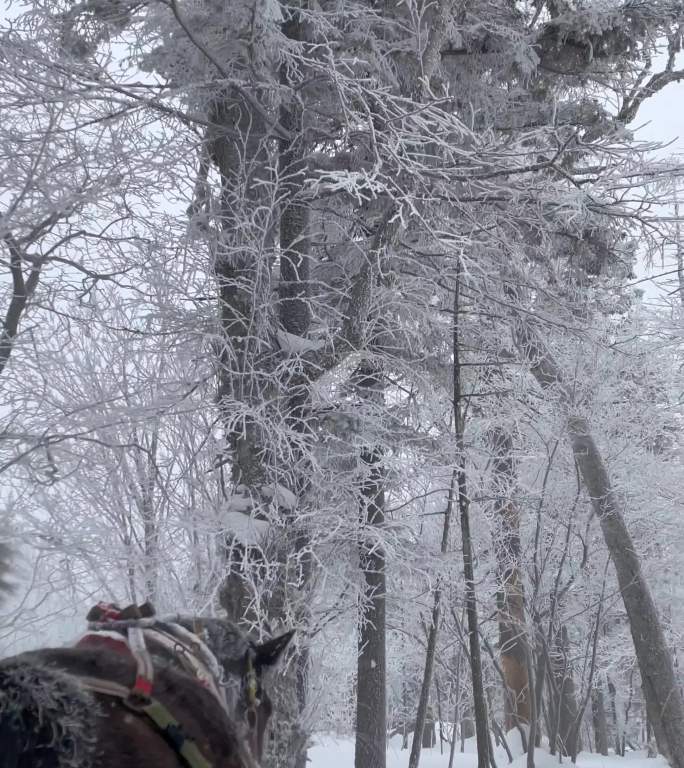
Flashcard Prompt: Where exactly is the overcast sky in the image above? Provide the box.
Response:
[625,73,684,306]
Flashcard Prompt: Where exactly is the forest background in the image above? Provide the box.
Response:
[2,2,684,768]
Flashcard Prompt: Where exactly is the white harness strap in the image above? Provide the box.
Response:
[82,618,228,714]
[144,627,227,712]
[129,625,155,696]
[156,619,225,685]
[77,675,132,699]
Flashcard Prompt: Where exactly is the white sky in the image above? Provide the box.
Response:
[626,76,684,306]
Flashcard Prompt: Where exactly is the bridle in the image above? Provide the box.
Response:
[187,614,269,753]
[243,651,261,757]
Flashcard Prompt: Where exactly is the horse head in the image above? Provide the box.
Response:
[172,617,294,762]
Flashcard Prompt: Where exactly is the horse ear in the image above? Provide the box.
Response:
[255,630,294,667]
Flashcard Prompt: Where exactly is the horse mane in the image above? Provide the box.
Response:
[0,656,98,768]
[1,644,259,768]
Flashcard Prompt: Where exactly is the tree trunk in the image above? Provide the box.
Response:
[272,36,314,766]
[607,677,623,757]
[461,706,475,752]
[550,625,581,757]
[524,641,537,768]
[134,427,159,604]
[448,703,459,768]
[205,24,317,764]
[674,189,684,307]
[529,637,546,755]
[0,236,44,379]
[436,677,446,754]
[449,651,463,765]
[510,311,684,765]
[408,470,457,768]
[422,709,437,748]
[355,363,387,768]
[592,685,609,756]
[488,426,530,732]
[408,594,441,767]
[209,83,277,626]
[454,266,492,768]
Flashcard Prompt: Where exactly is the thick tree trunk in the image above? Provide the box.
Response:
[488,426,530,732]
[355,364,387,768]
[570,422,683,761]
[422,710,437,748]
[510,312,684,765]
[209,87,276,625]
[208,64,314,767]
[268,35,314,767]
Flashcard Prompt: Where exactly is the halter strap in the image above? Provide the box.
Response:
[143,627,227,711]
[78,608,259,767]
[84,615,226,710]
[76,676,213,768]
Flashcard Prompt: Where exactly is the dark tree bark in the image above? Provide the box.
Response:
[448,651,463,767]
[592,685,609,756]
[607,677,624,757]
[408,592,442,767]
[549,625,581,757]
[355,363,387,768]
[408,471,457,768]
[208,34,315,763]
[0,236,44,378]
[453,266,492,768]
[524,642,537,768]
[422,709,437,748]
[209,91,279,634]
[209,86,275,502]
[271,20,314,765]
[461,708,475,748]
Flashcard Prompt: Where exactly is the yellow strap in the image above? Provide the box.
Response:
[128,698,214,768]
[79,671,214,768]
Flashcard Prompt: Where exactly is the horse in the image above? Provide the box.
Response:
[0,566,293,768]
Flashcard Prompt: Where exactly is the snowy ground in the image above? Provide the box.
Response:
[308,732,668,768]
